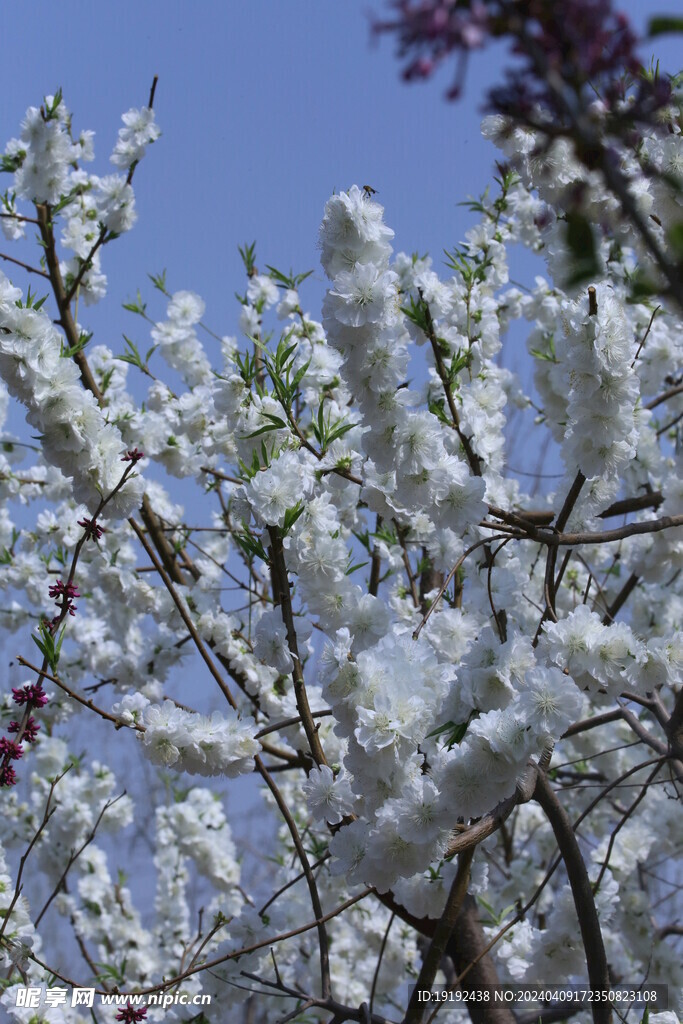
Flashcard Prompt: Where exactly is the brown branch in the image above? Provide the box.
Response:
[36,203,103,399]
[450,757,663,1001]
[420,288,481,477]
[63,227,108,307]
[130,518,238,710]
[0,211,40,224]
[552,515,682,546]
[442,760,540,859]
[24,885,371,999]
[395,523,420,608]
[666,688,683,761]
[645,381,683,411]
[562,710,622,739]
[0,250,50,278]
[258,853,330,917]
[267,527,327,767]
[369,912,395,1017]
[618,706,667,757]
[443,897,517,1024]
[533,772,612,1024]
[16,656,141,730]
[597,492,663,519]
[233,755,328,997]
[403,848,474,1024]
[486,514,682,549]
[631,305,660,367]
[602,572,639,624]
[413,535,506,640]
[369,515,383,597]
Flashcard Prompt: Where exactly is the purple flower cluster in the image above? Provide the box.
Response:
[115,1005,147,1023]
[375,0,671,126]
[0,685,46,787]
[77,516,106,541]
[121,446,145,463]
[48,578,80,618]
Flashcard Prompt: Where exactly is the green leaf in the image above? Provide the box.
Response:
[241,422,285,440]
[351,529,370,552]
[400,295,429,333]
[326,421,354,445]
[238,242,257,276]
[314,399,326,444]
[282,501,305,535]
[529,347,557,363]
[53,623,68,667]
[290,358,311,392]
[1,151,26,173]
[122,289,147,315]
[345,560,369,576]
[277,341,297,372]
[426,713,476,747]
[262,412,288,428]
[265,263,314,290]
[52,187,85,215]
[648,16,683,36]
[234,531,269,563]
[563,212,600,287]
[31,620,66,673]
[246,332,269,354]
[668,222,683,260]
[116,336,143,367]
[62,331,93,358]
[148,269,168,294]
[31,632,51,664]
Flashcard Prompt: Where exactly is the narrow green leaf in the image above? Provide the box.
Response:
[648,16,683,36]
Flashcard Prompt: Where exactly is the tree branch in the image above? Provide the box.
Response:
[533,772,612,1024]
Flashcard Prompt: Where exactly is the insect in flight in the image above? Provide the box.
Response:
[362,184,378,198]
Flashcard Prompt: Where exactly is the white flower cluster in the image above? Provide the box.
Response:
[110,105,161,169]
[541,603,680,697]
[558,284,640,480]
[3,102,158,308]
[1,88,682,1021]
[0,274,144,517]
[150,289,212,387]
[114,695,259,777]
[323,622,587,888]
[245,448,316,528]
[320,185,487,556]
[11,97,81,205]
[154,788,243,961]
